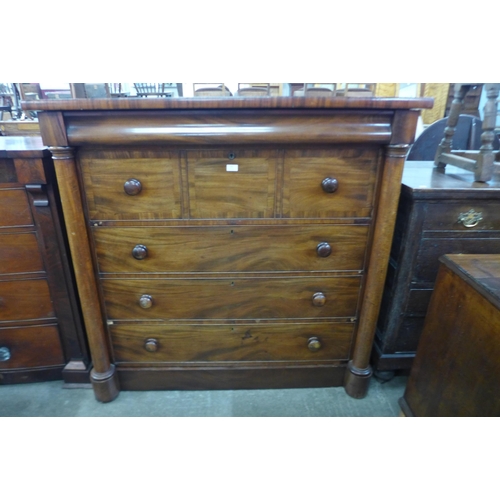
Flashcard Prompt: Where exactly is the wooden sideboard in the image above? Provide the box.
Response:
[23,96,432,402]
[373,161,500,373]
[0,136,90,384]
[400,254,500,417]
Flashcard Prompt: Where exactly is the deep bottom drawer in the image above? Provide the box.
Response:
[0,324,65,369]
[110,322,354,363]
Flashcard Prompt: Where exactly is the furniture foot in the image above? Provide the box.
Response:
[90,365,120,403]
[343,360,372,398]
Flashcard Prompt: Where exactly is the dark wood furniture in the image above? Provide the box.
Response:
[399,254,500,417]
[374,161,500,372]
[0,136,90,384]
[23,96,432,402]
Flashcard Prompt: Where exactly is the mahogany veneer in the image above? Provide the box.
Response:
[24,96,432,402]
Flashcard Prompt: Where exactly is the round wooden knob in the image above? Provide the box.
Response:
[132,244,148,260]
[139,294,153,309]
[144,338,159,352]
[307,337,322,352]
[316,242,332,257]
[312,292,326,307]
[0,346,11,362]
[124,178,142,196]
[321,177,338,193]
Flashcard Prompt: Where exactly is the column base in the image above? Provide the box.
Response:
[343,360,373,399]
[91,365,120,403]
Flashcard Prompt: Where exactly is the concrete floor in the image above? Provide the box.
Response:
[0,375,407,417]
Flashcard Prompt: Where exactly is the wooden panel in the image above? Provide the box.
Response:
[187,149,277,219]
[0,158,17,183]
[283,148,379,218]
[421,83,450,125]
[101,276,361,320]
[0,233,44,274]
[406,289,433,315]
[79,149,182,220]
[0,324,65,369]
[110,322,354,363]
[0,189,33,227]
[424,202,500,231]
[93,225,369,273]
[0,279,54,321]
[375,84,397,97]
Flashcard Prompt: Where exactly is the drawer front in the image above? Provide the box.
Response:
[0,279,54,322]
[0,233,44,275]
[102,277,361,320]
[0,325,64,369]
[110,323,354,363]
[187,149,278,219]
[415,238,500,282]
[0,189,33,227]
[283,148,379,218]
[94,225,369,273]
[79,150,182,220]
[424,203,500,231]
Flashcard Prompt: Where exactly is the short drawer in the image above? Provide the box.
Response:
[0,233,44,275]
[0,279,54,322]
[110,322,354,363]
[101,276,361,320]
[79,149,182,220]
[0,189,33,227]
[0,324,65,369]
[424,203,500,231]
[414,237,500,282]
[94,225,369,273]
[282,148,379,218]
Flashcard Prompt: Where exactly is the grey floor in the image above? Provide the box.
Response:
[0,375,407,417]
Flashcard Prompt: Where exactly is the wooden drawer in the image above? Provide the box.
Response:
[0,279,54,322]
[79,149,182,220]
[0,233,44,275]
[0,324,64,369]
[187,149,278,219]
[424,202,500,231]
[415,237,500,282]
[94,225,369,273]
[0,189,33,227]
[283,148,379,218]
[102,276,361,320]
[110,322,354,363]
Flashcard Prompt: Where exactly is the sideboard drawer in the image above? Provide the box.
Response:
[94,225,369,273]
[0,279,54,321]
[110,322,354,363]
[424,203,500,231]
[102,276,361,320]
[0,189,33,227]
[0,325,64,369]
[282,148,379,218]
[0,233,44,275]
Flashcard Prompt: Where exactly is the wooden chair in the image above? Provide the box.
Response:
[235,83,270,97]
[293,84,338,97]
[134,83,177,97]
[193,84,232,97]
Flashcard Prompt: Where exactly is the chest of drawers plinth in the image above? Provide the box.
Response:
[25,97,432,402]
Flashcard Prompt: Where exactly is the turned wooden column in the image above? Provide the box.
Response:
[49,146,119,402]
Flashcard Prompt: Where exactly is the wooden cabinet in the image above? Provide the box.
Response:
[399,254,500,417]
[373,161,500,372]
[24,96,432,402]
[0,137,90,384]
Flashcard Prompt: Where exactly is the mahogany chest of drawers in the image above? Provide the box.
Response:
[373,161,500,372]
[24,96,432,402]
[0,136,90,384]
[400,254,500,417]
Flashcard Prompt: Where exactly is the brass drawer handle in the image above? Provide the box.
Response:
[312,292,326,307]
[316,242,332,257]
[458,209,483,228]
[0,347,11,362]
[144,338,159,352]
[124,178,142,196]
[139,295,153,309]
[132,244,148,260]
[321,177,338,193]
[307,337,322,352]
